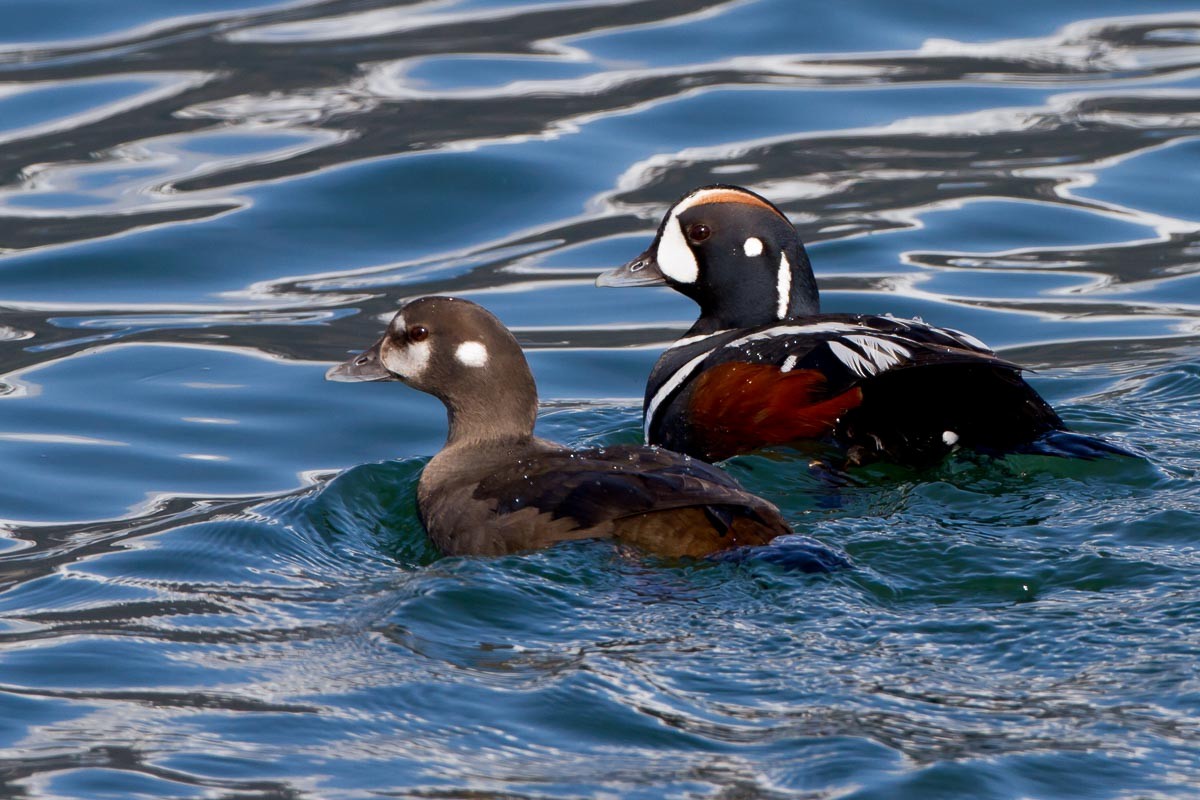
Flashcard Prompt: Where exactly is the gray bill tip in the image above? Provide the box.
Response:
[594,253,666,288]
[325,341,391,382]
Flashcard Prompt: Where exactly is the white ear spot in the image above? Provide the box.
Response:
[942,430,959,446]
[455,341,489,368]
[776,252,791,320]
[656,216,698,284]
[743,237,763,257]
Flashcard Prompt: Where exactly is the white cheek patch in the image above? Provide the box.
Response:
[381,338,431,379]
[455,341,488,368]
[776,252,791,320]
[743,237,763,257]
[655,216,698,284]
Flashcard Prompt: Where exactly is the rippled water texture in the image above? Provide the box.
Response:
[3,0,1200,797]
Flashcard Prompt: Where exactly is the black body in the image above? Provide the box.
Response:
[599,185,1122,466]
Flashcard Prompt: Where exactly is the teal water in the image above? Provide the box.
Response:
[3,0,1200,797]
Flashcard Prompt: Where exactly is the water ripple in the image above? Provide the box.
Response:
[4,0,1200,797]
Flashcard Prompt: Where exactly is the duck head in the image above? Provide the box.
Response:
[327,296,538,444]
[597,185,820,332]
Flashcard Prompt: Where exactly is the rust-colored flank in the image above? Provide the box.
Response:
[687,362,863,458]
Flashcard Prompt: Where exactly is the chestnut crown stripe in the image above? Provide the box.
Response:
[670,187,785,219]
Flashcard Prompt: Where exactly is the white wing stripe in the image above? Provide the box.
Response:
[828,341,875,378]
[725,322,862,349]
[645,349,716,440]
[844,335,911,372]
[666,329,731,351]
[649,319,984,437]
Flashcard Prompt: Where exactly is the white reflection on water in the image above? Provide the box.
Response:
[227,0,644,43]
[0,125,344,218]
[0,72,211,147]
[0,432,127,446]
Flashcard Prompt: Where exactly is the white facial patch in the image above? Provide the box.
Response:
[455,341,488,368]
[380,336,431,380]
[655,216,699,284]
[943,430,960,446]
[654,187,789,286]
[776,252,791,320]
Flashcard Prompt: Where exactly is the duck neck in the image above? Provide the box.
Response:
[443,370,538,448]
[689,240,821,332]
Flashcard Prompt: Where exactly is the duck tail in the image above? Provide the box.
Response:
[1015,429,1138,460]
[710,534,851,573]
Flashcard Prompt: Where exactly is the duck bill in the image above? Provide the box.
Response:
[326,339,394,382]
[595,249,666,288]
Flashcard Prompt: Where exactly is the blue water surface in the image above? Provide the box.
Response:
[2,0,1200,797]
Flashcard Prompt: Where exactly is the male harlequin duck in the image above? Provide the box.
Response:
[598,184,1124,467]
[326,296,792,558]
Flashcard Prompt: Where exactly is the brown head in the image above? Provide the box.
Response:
[327,296,538,445]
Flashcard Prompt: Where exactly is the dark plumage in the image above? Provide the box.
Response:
[326,296,791,557]
[598,184,1124,467]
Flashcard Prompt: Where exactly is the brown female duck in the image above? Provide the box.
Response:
[327,296,791,558]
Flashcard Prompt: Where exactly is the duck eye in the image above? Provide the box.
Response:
[686,223,712,243]
[407,325,429,342]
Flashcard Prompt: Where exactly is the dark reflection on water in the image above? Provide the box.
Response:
[3,0,1200,796]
